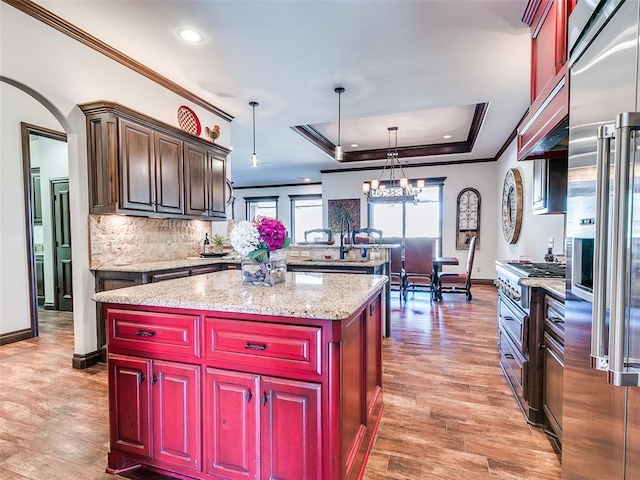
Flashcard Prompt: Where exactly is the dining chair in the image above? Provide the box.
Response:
[351,227,383,244]
[383,237,405,300]
[303,228,333,244]
[403,237,436,300]
[438,236,477,301]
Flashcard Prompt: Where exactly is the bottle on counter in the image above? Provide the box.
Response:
[203,233,210,254]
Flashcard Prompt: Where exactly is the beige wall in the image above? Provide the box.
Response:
[1,2,230,355]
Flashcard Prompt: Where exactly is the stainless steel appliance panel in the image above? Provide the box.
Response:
[564,0,640,478]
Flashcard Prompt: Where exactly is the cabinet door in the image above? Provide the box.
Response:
[108,354,152,458]
[184,142,209,216]
[152,361,201,472]
[204,368,260,479]
[261,377,322,480]
[119,118,156,212]
[530,0,567,101]
[155,132,184,214]
[208,153,226,218]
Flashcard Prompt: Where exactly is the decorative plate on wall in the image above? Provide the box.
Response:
[501,168,523,244]
[177,105,202,136]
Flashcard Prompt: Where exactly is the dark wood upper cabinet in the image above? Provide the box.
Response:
[517,0,576,161]
[80,101,229,220]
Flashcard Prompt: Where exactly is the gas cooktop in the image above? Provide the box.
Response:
[505,262,566,278]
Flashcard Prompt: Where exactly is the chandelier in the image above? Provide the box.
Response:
[362,127,425,204]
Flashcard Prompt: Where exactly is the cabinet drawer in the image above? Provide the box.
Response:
[204,318,322,376]
[151,270,190,282]
[545,295,565,340]
[498,296,527,354]
[499,329,528,410]
[108,309,200,359]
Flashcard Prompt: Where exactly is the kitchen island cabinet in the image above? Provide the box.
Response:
[94,270,386,480]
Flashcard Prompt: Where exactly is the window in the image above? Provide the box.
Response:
[245,196,278,220]
[289,195,323,244]
[369,179,443,255]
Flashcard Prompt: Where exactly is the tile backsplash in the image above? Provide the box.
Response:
[89,215,216,269]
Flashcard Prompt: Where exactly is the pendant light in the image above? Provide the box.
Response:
[334,87,345,161]
[249,101,259,167]
[361,127,423,204]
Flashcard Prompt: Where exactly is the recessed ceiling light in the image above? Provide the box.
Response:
[298,177,311,182]
[443,134,452,139]
[177,28,203,43]
[351,143,359,148]
[304,178,311,182]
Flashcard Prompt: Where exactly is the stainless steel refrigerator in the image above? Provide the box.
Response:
[565,0,640,478]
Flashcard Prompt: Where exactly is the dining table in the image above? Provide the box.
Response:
[432,256,459,301]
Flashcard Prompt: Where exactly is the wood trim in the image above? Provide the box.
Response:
[293,103,489,163]
[3,0,233,122]
[72,350,103,369]
[20,123,68,339]
[234,182,321,190]
[321,157,496,175]
[522,0,543,26]
[79,101,231,155]
[0,328,32,346]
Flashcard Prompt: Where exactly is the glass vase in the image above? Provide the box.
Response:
[241,249,287,286]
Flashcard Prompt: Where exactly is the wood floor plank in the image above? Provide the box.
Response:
[0,286,561,479]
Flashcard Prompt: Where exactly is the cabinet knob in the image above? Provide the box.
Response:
[138,373,145,384]
[151,374,158,385]
[262,391,268,406]
[246,390,253,403]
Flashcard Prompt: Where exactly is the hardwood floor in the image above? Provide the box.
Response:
[0,286,561,480]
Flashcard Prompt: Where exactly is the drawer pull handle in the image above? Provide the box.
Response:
[136,330,157,337]
[246,390,253,403]
[245,343,267,351]
[504,353,515,359]
[503,316,515,322]
[262,391,268,406]
[547,317,564,324]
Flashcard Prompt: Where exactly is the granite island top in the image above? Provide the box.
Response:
[92,255,387,272]
[93,270,387,320]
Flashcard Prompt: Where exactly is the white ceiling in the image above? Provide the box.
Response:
[34,0,531,187]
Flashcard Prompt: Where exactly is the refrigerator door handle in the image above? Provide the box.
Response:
[608,112,640,387]
[591,124,614,371]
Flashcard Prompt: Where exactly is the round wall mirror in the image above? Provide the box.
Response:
[456,187,480,250]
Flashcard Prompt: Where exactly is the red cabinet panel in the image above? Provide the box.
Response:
[261,377,322,480]
[108,308,200,360]
[204,368,260,479]
[153,361,201,472]
[204,317,322,376]
[109,354,152,458]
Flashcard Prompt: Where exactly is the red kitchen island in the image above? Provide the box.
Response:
[93,269,386,480]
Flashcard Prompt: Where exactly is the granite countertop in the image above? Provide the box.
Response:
[92,257,238,272]
[92,255,387,273]
[287,258,387,268]
[520,277,566,300]
[291,243,400,248]
[93,270,387,320]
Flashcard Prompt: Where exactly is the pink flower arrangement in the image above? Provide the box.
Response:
[230,216,291,264]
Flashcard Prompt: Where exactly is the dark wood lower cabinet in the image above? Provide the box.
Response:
[499,286,564,446]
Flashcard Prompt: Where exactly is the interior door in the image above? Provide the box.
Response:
[51,178,72,311]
